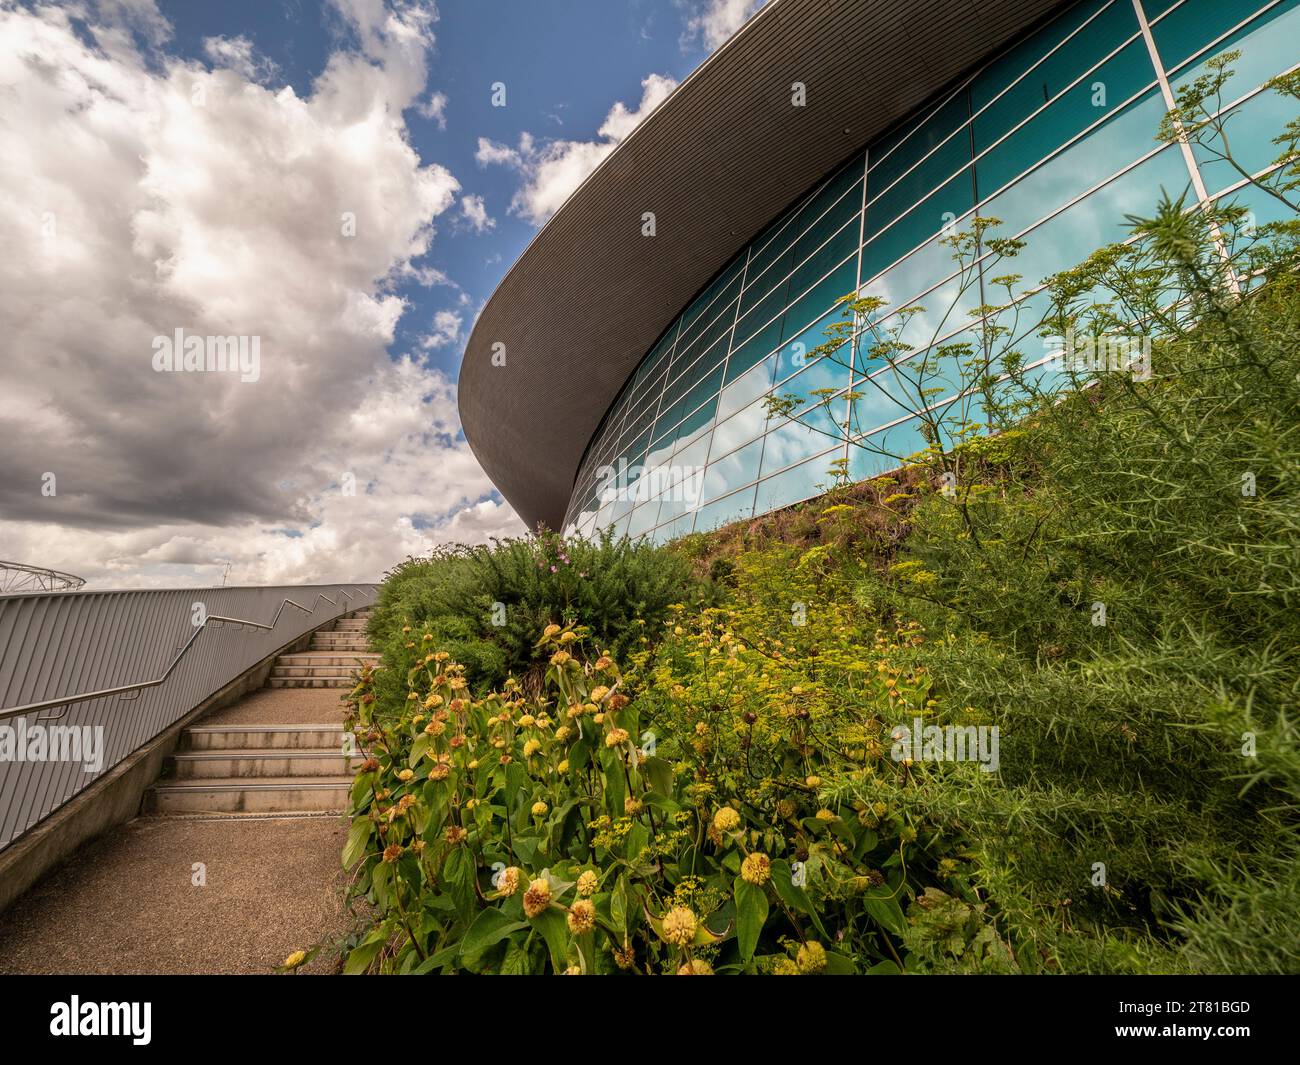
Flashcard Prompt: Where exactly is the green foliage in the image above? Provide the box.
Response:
[368,528,691,693]
[324,59,1300,975]
[337,624,948,974]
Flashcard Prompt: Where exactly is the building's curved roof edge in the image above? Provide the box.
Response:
[459,0,1071,531]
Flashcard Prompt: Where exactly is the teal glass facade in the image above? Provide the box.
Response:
[562,0,1300,541]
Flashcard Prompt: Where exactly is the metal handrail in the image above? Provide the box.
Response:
[0,586,375,722]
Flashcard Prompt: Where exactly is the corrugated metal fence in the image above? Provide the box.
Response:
[0,583,377,849]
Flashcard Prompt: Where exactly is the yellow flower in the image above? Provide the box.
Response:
[557,759,570,774]
[523,877,552,918]
[805,775,822,788]
[382,844,403,863]
[523,739,542,758]
[624,797,644,816]
[677,959,714,975]
[661,906,697,947]
[550,650,572,666]
[567,898,596,934]
[497,866,521,896]
[590,685,610,702]
[773,958,800,975]
[397,769,414,782]
[424,720,446,736]
[576,870,599,897]
[428,763,450,781]
[563,965,582,975]
[424,694,443,709]
[612,944,635,970]
[741,852,771,885]
[543,623,562,638]
[519,713,536,727]
[605,727,629,748]
[796,941,827,973]
[712,806,741,833]
[531,800,548,816]
[554,726,571,743]
[283,950,307,969]
[467,759,479,770]
[815,808,836,821]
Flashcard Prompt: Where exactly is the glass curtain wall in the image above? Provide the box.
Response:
[562,0,1300,541]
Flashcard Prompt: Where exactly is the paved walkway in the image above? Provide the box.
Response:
[0,688,356,975]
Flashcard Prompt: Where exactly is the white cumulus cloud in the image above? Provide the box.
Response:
[0,0,524,588]
[477,74,677,226]
[679,0,767,52]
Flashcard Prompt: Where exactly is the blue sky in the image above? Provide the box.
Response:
[159,0,743,379]
[0,0,764,586]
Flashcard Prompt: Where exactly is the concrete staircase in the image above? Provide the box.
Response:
[144,609,375,816]
[269,613,377,688]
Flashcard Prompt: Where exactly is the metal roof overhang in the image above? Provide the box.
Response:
[458,0,1070,531]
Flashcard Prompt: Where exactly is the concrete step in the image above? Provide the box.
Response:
[311,634,370,645]
[277,653,378,667]
[332,619,368,631]
[271,665,362,680]
[144,777,354,815]
[182,724,348,751]
[267,675,354,689]
[169,748,358,779]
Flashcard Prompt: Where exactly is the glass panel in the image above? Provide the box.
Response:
[1007,144,1189,289]
[719,352,778,417]
[978,88,1168,240]
[1155,0,1296,74]
[972,0,1140,151]
[970,0,1116,115]
[973,38,1157,200]
[754,450,841,515]
[701,435,764,502]
[693,485,757,533]
[863,168,976,277]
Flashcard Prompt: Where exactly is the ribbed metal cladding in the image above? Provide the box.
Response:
[0,584,377,849]
[459,0,1071,530]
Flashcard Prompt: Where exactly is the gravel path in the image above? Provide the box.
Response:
[0,814,356,974]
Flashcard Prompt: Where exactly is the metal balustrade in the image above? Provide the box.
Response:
[0,583,378,849]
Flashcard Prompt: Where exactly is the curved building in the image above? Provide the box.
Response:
[460,0,1299,539]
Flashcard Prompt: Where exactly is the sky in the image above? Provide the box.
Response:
[0,0,766,588]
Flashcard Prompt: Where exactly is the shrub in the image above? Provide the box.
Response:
[337,622,968,974]
[367,529,692,694]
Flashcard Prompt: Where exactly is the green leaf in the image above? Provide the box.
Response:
[611,873,629,937]
[342,816,371,869]
[499,940,532,975]
[771,858,828,940]
[443,845,476,922]
[734,876,768,963]
[863,888,907,936]
[342,933,385,975]
[531,908,570,972]
[460,908,528,958]
[864,959,903,975]
[640,755,673,797]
